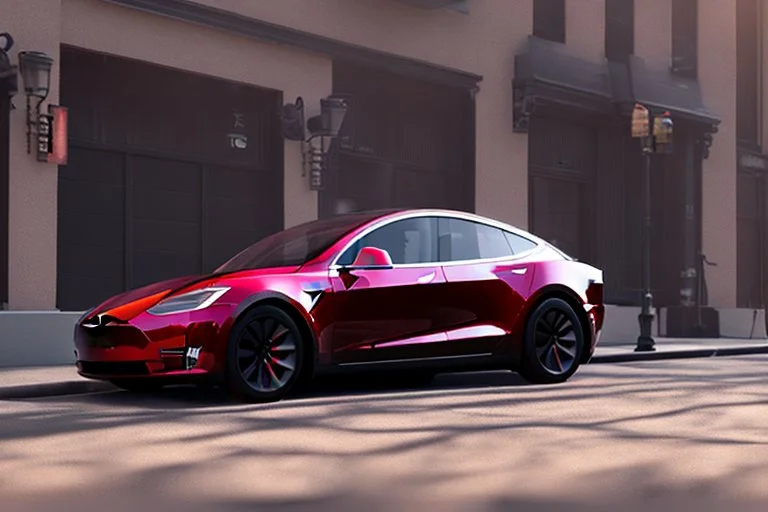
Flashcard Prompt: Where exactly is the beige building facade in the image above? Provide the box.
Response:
[0,0,765,365]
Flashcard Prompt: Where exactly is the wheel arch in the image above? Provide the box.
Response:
[521,285,593,364]
[229,292,319,381]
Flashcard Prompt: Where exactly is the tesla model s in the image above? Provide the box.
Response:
[73,208,605,402]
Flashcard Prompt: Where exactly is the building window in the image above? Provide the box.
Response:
[671,0,698,77]
[533,0,565,43]
[737,0,761,147]
[605,0,634,62]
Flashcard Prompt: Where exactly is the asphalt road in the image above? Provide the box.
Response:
[1,356,768,512]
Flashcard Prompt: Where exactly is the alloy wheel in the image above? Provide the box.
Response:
[236,316,298,392]
[533,307,579,375]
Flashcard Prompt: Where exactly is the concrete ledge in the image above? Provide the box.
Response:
[717,308,767,338]
[600,305,768,344]
[0,311,81,368]
[599,305,653,345]
[590,344,768,364]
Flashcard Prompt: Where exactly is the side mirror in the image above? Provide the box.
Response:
[347,246,394,270]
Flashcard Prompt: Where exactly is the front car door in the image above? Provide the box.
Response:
[437,216,540,355]
[322,215,452,364]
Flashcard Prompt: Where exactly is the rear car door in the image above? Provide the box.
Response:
[437,216,539,354]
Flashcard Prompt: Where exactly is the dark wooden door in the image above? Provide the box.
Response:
[57,47,283,310]
[321,61,472,218]
[737,169,766,308]
[528,116,597,265]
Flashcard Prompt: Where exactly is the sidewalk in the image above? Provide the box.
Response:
[590,337,768,363]
[2,337,768,400]
[0,365,115,399]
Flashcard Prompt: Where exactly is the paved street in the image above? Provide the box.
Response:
[1,357,768,512]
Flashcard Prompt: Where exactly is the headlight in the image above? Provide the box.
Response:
[147,287,230,316]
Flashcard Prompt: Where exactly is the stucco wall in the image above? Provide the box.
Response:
[61,0,331,232]
[5,0,63,311]
[699,0,738,309]
[565,0,605,59]
[194,0,534,229]
[0,0,744,312]
[634,0,672,65]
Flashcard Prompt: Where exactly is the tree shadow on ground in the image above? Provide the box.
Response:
[2,356,768,511]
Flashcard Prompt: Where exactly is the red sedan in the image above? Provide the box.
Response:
[74,208,605,402]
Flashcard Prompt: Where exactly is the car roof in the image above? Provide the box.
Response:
[357,207,547,242]
[330,207,554,253]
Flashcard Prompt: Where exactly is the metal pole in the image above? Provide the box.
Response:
[636,139,656,351]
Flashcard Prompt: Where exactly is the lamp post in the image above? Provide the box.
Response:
[636,131,655,352]
[631,105,674,352]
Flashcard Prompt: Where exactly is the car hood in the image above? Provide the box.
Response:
[82,266,301,323]
[82,275,206,323]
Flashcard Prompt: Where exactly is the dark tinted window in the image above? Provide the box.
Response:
[534,0,566,43]
[216,211,386,272]
[338,217,438,265]
[605,0,634,62]
[671,0,698,77]
[438,218,515,262]
[504,231,539,254]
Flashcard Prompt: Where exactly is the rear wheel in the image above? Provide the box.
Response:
[519,297,585,384]
[225,304,306,403]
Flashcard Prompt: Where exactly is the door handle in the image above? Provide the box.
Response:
[417,271,436,284]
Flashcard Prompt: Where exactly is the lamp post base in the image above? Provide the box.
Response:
[634,334,656,352]
[635,293,656,352]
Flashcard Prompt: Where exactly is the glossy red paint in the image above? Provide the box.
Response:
[71,208,605,395]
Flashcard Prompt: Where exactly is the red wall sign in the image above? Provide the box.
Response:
[48,105,68,165]
[37,105,68,165]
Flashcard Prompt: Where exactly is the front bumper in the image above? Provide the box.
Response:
[73,320,219,381]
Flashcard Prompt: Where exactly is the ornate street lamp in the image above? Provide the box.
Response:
[281,95,349,191]
[18,51,52,99]
[631,105,674,352]
[18,50,53,156]
[631,103,656,352]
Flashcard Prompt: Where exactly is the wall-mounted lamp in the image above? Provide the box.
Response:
[17,50,66,164]
[0,33,19,101]
[281,95,349,190]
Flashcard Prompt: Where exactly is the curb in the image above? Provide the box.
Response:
[0,380,116,400]
[589,344,768,364]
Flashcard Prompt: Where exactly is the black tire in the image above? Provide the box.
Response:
[519,297,585,384]
[109,379,165,393]
[225,304,306,403]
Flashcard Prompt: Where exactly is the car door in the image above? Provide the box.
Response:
[322,215,452,365]
[437,216,538,355]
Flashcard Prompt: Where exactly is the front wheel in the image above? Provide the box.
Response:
[225,304,306,403]
[519,298,585,384]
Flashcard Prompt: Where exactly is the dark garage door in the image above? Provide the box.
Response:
[320,62,474,218]
[57,47,283,311]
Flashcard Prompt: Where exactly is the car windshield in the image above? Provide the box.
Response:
[215,210,394,273]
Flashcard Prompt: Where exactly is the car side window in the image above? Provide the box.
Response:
[504,231,538,254]
[438,218,515,262]
[337,217,439,265]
